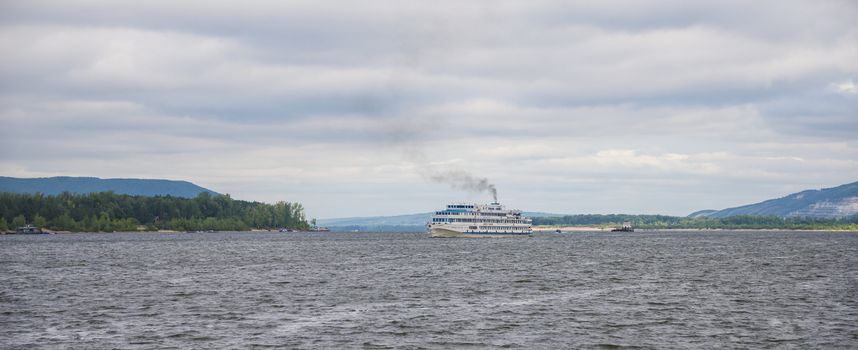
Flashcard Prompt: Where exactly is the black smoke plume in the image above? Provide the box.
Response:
[427,170,498,203]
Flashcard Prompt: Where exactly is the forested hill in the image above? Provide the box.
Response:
[699,181,858,219]
[0,176,219,198]
[0,192,308,232]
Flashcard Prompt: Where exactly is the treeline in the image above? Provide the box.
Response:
[0,192,309,232]
[532,214,858,230]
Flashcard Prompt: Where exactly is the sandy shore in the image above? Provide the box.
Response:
[532,226,607,232]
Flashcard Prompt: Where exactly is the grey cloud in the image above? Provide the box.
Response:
[1,0,857,217]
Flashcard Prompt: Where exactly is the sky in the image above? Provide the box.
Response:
[1,0,857,219]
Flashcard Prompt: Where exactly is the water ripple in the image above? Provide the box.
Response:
[1,231,857,349]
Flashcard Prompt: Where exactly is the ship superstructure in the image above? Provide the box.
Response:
[426,203,532,238]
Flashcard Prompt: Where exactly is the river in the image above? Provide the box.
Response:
[1,231,856,349]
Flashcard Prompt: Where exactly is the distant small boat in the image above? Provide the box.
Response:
[16,224,45,234]
[611,222,634,232]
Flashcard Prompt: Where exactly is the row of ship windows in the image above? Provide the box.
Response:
[435,211,515,217]
[447,205,475,209]
[469,226,529,231]
[432,218,527,224]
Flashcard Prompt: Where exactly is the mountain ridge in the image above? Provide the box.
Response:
[0,176,220,198]
[693,181,858,219]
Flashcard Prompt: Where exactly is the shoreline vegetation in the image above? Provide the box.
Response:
[533,226,858,232]
[0,192,309,233]
[2,191,857,233]
[531,214,858,231]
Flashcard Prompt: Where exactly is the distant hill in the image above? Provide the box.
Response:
[693,181,858,219]
[0,176,219,198]
[687,209,718,218]
[317,211,563,228]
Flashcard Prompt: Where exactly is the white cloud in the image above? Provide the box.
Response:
[832,80,858,95]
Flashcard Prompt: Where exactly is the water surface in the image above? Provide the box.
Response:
[1,231,856,349]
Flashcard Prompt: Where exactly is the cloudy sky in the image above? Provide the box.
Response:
[1,1,857,218]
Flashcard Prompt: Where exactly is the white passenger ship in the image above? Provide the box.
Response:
[427,203,532,238]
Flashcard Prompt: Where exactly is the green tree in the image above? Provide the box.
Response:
[52,213,78,231]
[11,214,26,228]
[0,217,8,231]
[111,218,138,232]
[33,214,48,228]
[97,212,112,232]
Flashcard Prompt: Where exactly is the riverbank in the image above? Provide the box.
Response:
[1,228,309,235]
[533,226,607,232]
[638,228,858,232]
[532,225,858,233]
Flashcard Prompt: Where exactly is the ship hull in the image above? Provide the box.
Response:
[428,227,531,238]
